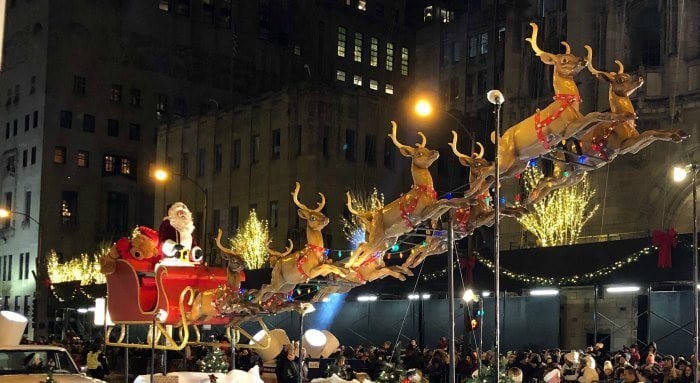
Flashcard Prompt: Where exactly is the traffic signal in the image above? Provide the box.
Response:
[476,308,484,317]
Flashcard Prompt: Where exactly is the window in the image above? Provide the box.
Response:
[19,254,23,280]
[103,155,115,173]
[232,140,241,168]
[228,206,239,233]
[24,192,31,225]
[61,191,78,225]
[174,97,186,116]
[214,144,222,172]
[23,296,29,316]
[5,123,9,139]
[175,0,190,16]
[107,119,119,137]
[106,192,129,233]
[293,125,302,156]
[354,32,363,62]
[251,135,260,163]
[22,150,27,167]
[353,75,362,86]
[128,123,140,140]
[336,70,346,81]
[197,148,206,175]
[109,84,122,102]
[129,88,141,107]
[77,151,89,168]
[13,85,19,104]
[369,80,378,90]
[401,47,409,75]
[32,111,38,128]
[453,41,461,62]
[181,153,189,176]
[6,256,11,280]
[217,2,232,28]
[271,129,281,159]
[440,8,454,23]
[60,110,72,129]
[24,114,29,131]
[479,32,488,54]
[365,134,376,165]
[385,84,394,95]
[293,45,301,56]
[386,42,394,71]
[357,0,366,10]
[157,94,168,114]
[29,76,36,95]
[384,137,395,168]
[30,147,36,165]
[345,129,356,161]
[337,27,347,57]
[83,114,95,132]
[73,76,86,95]
[370,37,378,67]
[159,0,169,11]
[269,201,278,228]
[54,147,66,164]
[469,36,477,58]
[120,158,131,175]
[23,254,29,280]
[12,119,17,135]
[423,5,434,22]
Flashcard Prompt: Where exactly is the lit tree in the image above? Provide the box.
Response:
[342,188,384,249]
[517,167,599,247]
[197,348,228,373]
[231,210,270,269]
[48,249,107,285]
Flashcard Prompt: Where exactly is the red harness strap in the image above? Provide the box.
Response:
[455,207,471,232]
[399,184,438,228]
[352,252,382,283]
[534,93,582,149]
[296,244,327,280]
[590,121,619,160]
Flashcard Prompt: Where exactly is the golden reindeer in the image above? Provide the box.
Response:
[525,45,688,204]
[254,182,346,303]
[345,121,446,268]
[462,23,634,198]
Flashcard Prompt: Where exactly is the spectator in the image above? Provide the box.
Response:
[85,343,109,380]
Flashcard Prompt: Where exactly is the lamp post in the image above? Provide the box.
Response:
[0,209,44,337]
[299,303,315,383]
[152,167,210,258]
[673,163,698,380]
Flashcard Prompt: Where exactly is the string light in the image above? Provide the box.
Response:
[47,249,106,286]
[517,167,599,247]
[342,188,384,247]
[231,209,270,269]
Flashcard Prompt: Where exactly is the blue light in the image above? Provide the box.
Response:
[529,158,537,167]
[578,155,587,164]
[500,196,506,205]
[476,309,484,317]
[308,293,347,330]
[349,228,365,250]
[390,244,400,252]
[446,192,453,200]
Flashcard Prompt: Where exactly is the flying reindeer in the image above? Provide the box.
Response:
[345,121,447,269]
[461,23,635,199]
[524,45,688,204]
[253,182,346,303]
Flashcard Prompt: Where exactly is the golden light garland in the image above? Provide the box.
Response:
[231,209,270,269]
[517,167,599,247]
[47,249,107,285]
[342,188,384,248]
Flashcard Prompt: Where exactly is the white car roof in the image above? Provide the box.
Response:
[0,345,68,352]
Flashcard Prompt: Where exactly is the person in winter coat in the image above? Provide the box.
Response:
[578,355,598,383]
[86,343,109,380]
[563,352,581,382]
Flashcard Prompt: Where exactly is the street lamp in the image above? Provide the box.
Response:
[151,166,210,256]
[412,98,477,153]
[673,163,698,381]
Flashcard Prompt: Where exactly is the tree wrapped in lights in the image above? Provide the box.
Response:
[231,210,270,269]
[518,167,599,247]
[47,249,107,285]
[342,188,384,249]
[197,348,228,373]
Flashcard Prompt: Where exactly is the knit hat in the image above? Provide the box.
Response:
[604,361,613,372]
[565,351,580,364]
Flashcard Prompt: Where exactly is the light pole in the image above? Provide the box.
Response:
[673,163,698,379]
[152,167,210,258]
[0,209,44,337]
[299,303,315,383]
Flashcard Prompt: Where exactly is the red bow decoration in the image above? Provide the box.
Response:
[652,228,677,268]
[459,255,477,284]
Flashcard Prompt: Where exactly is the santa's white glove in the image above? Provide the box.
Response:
[161,240,179,257]
[191,246,204,263]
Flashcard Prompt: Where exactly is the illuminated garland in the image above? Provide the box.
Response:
[231,210,270,269]
[422,246,658,285]
[47,249,106,285]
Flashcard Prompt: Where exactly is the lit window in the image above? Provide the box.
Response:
[386,43,394,71]
[440,9,454,23]
[109,84,122,102]
[354,32,363,62]
[401,47,409,76]
[61,201,72,222]
[480,32,488,54]
[423,6,433,22]
[385,84,394,95]
[370,37,378,67]
[120,158,131,175]
[77,151,89,168]
[357,0,366,11]
[294,45,301,56]
[369,80,378,90]
[353,75,362,86]
[337,27,347,57]
[336,70,346,81]
[469,36,477,58]
[53,147,66,164]
[104,155,115,173]
[159,0,169,11]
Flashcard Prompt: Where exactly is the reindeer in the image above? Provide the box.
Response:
[253,182,346,303]
[461,23,634,199]
[524,45,688,204]
[345,121,446,268]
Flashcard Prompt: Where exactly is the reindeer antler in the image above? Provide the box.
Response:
[388,121,410,150]
[474,142,484,159]
[448,131,484,159]
[215,229,246,268]
[416,132,427,148]
[525,23,547,57]
[584,45,614,80]
[614,60,625,74]
[561,41,572,54]
[292,182,325,213]
[346,192,360,216]
[269,239,294,258]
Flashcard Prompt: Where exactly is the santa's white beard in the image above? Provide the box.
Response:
[169,214,195,249]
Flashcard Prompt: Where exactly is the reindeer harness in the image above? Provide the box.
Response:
[352,252,383,283]
[399,184,438,228]
[534,94,582,149]
[296,244,328,280]
[590,121,620,160]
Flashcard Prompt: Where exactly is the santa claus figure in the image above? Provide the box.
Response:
[158,202,204,264]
